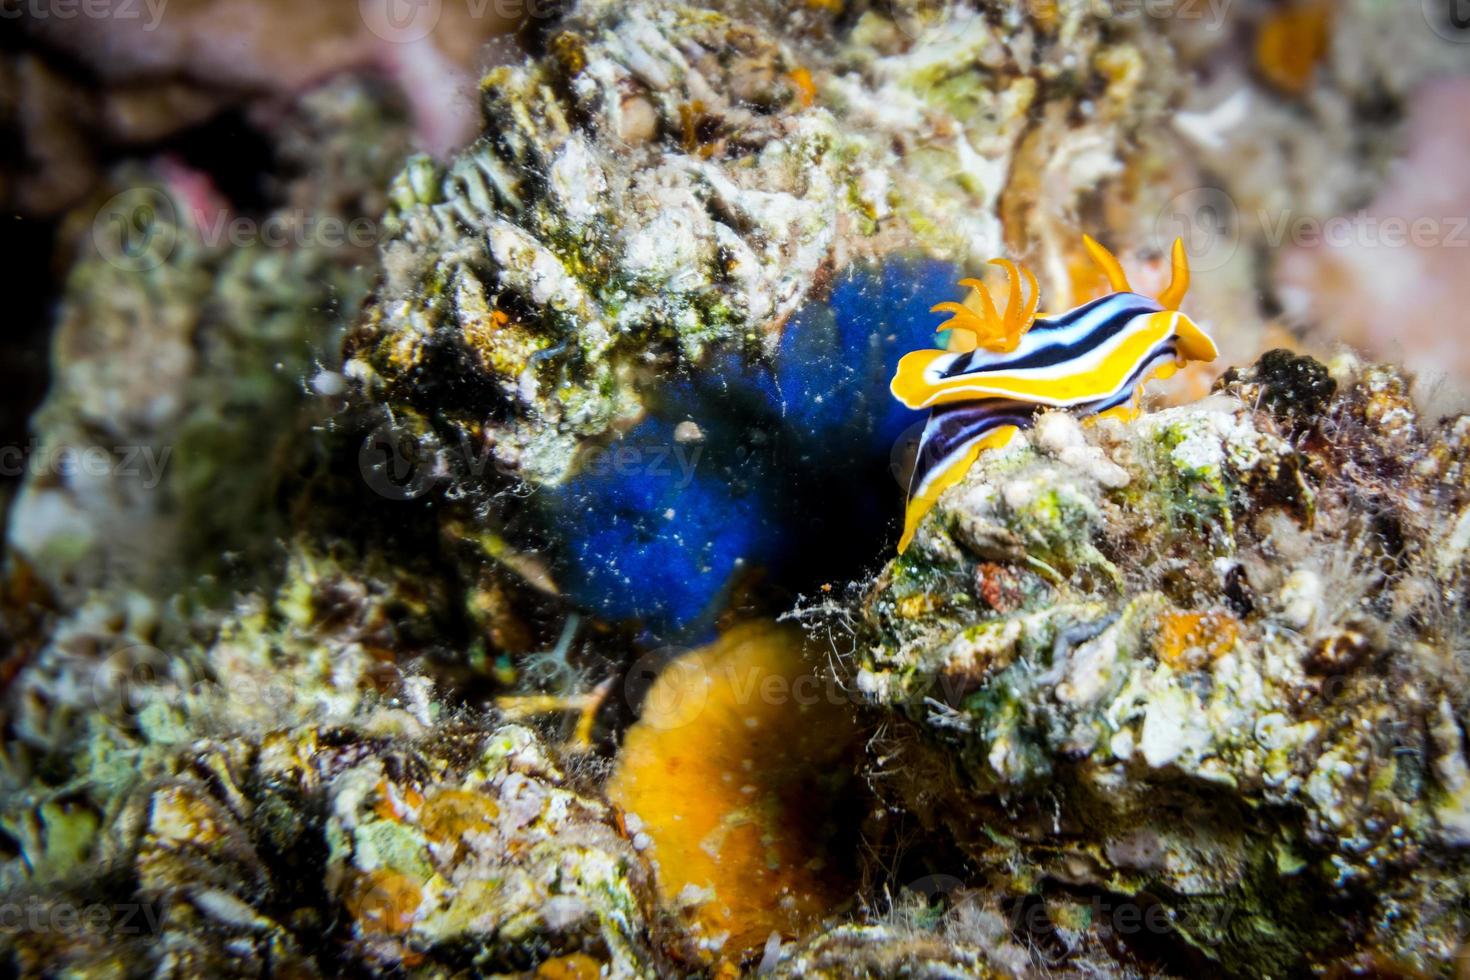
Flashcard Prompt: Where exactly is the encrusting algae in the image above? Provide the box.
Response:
[1255,1,1333,96]
[606,621,859,964]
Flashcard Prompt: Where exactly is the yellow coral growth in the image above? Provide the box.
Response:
[347,869,423,935]
[787,67,816,108]
[606,621,857,962]
[419,788,499,844]
[1155,610,1239,670]
[536,953,602,979]
[1255,3,1331,96]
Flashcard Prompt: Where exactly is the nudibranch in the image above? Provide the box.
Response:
[890,236,1219,552]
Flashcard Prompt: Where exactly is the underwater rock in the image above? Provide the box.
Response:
[0,539,460,897]
[8,1,1470,977]
[1,712,656,975]
[20,0,513,158]
[1216,347,1337,422]
[853,353,1470,974]
[0,505,553,960]
[768,920,1019,979]
[6,78,412,602]
[326,723,655,976]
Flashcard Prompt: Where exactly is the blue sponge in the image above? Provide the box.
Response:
[540,257,960,640]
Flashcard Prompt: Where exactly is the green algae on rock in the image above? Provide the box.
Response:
[853,353,1470,974]
[0,719,658,977]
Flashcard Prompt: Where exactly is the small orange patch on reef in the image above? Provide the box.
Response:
[1155,609,1238,670]
[346,869,423,935]
[787,67,816,108]
[1028,0,1060,33]
[607,621,857,963]
[420,788,499,844]
[535,953,602,979]
[1255,3,1331,95]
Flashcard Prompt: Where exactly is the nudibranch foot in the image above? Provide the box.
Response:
[892,237,1218,554]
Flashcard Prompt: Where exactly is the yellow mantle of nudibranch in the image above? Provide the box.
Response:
[606,621,857,964]
[892,309,1208,411]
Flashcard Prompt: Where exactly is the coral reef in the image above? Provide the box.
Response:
[2,533,653,974]
[344,0,1271,638]
[348,0,1208,479]
[5,0,1470,976]
[1,718,656,977]
[851,352,1470,973]
[326,723,654,976]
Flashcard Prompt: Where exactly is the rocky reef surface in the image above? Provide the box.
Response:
[851,352,1470,974]
[4,0,1470,977]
